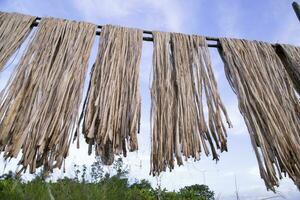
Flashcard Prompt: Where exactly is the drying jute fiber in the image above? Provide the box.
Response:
[219,38,300,191]
[150,32,232,176]
[1,10,300,193]
[275,44,300,95]
[0,18,96,174]
[0,12,35,72]
[78,25,143,165]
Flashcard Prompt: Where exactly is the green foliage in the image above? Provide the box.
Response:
[127,180,156,200]
[90,157,104,183]
[179,184,214,200]
[0,159,215,200]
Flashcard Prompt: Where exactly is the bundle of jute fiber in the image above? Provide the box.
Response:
[0,12,36,72]
[78,25,143,165]
[150,32,232,175]
[219,38,300,191]
[0,18,96,174]
[275,44,300,95]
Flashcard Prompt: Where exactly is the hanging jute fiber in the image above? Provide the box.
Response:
[219,38,300,191]
[0,12,35,72]
[78,25,143,165]
[150,32,232,175]
[0,18,96,174]
[275,44,300,95]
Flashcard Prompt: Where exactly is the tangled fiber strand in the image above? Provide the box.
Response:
[150,32,231,176]
[78,25,143,165]
[275,44,300,95]
[219,38,300,191]
[0,18,96,174]
[0,12,35,71]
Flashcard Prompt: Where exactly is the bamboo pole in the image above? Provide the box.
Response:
[31,17,220,47]
[293,1,300,22]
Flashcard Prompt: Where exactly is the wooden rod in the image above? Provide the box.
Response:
[31,17,220,48]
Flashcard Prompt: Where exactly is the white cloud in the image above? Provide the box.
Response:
[274,17,300,45]
[248,166,259,176]
[223,171,235,177]
[144,0,184,32]
[73,0,137,20]
[72,0,185,32]
[224,98,248,136]
[215,2,241,38]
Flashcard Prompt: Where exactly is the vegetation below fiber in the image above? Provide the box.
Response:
[0,158,214,200]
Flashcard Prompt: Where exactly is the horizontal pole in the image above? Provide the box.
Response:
[32,17,220,48]
[293,1,300,22]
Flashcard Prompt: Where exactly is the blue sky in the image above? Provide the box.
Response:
[1,0,300,199]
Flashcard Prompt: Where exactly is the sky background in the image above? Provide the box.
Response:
[0,0,300,199]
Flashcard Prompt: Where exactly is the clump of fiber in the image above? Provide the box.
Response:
[78,25,143,165]
[0,18,96,174]
[0,12,35,72]
[275,44,300,95]
[219,38,300,191]
[150,32,232,175]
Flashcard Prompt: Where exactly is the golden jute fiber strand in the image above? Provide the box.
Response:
[150,32,231,175]
[275,44,300,95]
[78,25,143,165]
[0,12,35,71]
[0,18,96,174]
[219,38,300,191]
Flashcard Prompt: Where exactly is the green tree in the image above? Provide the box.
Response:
[127,180,156,200]
[90,157,104,183]
[179,184,214,200]
[0,159,216,200]
[113,157,129,177]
